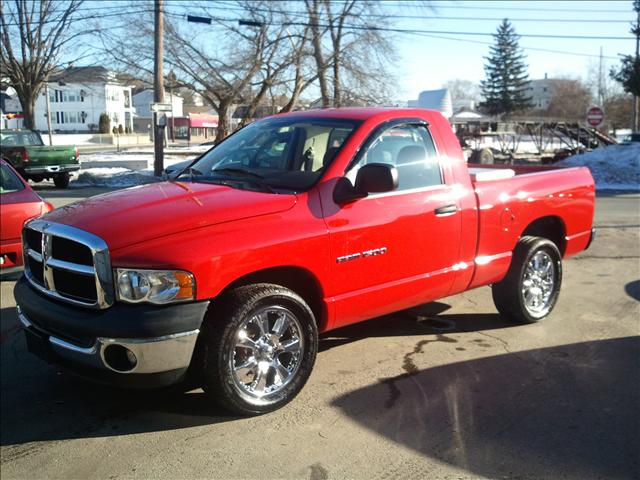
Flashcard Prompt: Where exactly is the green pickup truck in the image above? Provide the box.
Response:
[0,129,80,188]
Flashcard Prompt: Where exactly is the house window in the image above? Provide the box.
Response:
[107,89,120,102]
[49,89,62,103]
[53,111,86,124]
[62,90,82,102]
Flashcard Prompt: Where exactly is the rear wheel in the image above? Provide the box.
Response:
[492,236,562,323]
[53,172,70,188]
[200,284,318,415]
[469,148,494,164]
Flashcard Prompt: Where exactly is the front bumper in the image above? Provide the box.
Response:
[14,276,209,388]
[24,163,80,174]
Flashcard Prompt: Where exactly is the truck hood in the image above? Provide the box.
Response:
[43,181,297,250]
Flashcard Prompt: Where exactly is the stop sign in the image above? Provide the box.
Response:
[586,106,605,128]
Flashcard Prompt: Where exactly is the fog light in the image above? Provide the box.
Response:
[103,344,137,372]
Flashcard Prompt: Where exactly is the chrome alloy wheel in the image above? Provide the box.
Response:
[229,306,304,399]
[521,251,556,315]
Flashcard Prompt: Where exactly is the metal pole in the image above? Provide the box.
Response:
[44,82,53,146]
[153,0,165,176]
[634,3,640,132]
[170,87,175,143]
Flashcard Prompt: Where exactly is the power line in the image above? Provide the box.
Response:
[409,31,620,60]
[1,9,155,27]
[176,11,625,60]
[322,0,632,14]
[208,3,634,24]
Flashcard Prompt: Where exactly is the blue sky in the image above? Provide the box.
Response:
[392,0,636,99]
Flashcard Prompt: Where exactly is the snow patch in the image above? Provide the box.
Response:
[72,168,161,188]
[556,144,640,191]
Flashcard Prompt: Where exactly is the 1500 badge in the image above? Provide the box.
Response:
[336,247,387,264]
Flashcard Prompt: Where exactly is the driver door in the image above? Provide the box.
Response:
[320,122,461,329]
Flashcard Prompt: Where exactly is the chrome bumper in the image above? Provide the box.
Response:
[24,164,80,174]
[17,306,199,375]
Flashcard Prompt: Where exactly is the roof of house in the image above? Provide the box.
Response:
[48,66,120,85]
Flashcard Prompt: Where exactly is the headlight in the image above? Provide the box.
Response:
[115,269,195,304]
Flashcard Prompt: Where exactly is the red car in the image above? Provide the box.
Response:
[1,159,54,276]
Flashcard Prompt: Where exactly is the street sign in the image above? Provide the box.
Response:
[150,103,172,112]
[586,105,605,128]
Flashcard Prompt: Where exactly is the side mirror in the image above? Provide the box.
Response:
[333,163,398,204]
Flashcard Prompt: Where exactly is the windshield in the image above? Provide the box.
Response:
[0,163,25,193]
[178,118,358,192]
[0,131,44,147]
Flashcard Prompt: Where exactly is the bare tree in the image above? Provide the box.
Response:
[99,1,299,141]
[545,79,593,120]
[443,79,481,109]
[303,0,399,107]
[0,0,85,128]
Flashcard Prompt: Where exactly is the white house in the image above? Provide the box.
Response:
[526,75,575,110]
[33,66,135,132]
[132,89,184,118]
[407,89,453,119]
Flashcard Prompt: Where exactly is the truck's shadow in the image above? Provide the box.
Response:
[331,336,639,480]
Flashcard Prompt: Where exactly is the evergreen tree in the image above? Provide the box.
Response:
[480,19,532,116]
[98,113,110,134]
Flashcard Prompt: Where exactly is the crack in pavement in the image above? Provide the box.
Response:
[379,334,458,409]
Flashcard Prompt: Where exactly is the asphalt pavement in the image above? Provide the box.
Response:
[1,187,638,480]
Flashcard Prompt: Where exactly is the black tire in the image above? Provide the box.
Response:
[492,236,562,324]
[53,173,70,188]
[468,148,494,164]
[200,284,318,415]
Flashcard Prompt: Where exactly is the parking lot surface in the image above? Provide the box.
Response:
[1,187,638,480]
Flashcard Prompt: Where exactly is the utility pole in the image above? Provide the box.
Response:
[153,0,165,176]
[44,82,53,146]
[597,46,603,106]
[634,2,640,132]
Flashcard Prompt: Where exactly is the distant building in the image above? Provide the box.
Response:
[408,89,453,118]
[30,66,135,132]
[132,89,184,134]
[527,75,574,110]
[1,89,24,129]
[132,89,184,118]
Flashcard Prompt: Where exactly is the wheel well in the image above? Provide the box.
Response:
[223,267,326,330]
[520,216,566,255]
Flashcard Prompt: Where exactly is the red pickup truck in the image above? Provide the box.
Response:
[15,108,595,415]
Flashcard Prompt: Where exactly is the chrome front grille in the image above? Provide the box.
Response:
[23,220,114,309]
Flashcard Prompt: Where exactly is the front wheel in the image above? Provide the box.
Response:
[53,172,70,188]
[492,236,562,324]
[200,284,318,415]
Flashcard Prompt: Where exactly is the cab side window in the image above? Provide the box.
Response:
[347,124,442,191]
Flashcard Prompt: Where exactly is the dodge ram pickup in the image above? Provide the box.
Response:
[1,129,80,188]
[14,108,595,415]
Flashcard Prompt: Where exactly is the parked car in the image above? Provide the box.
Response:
[162,159,193,179]
[15,108,594,415]
[0,129,79,188]
[621,133,640,144]
[0,159,54,277]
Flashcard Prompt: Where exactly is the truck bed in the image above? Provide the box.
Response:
[465,164,595,289]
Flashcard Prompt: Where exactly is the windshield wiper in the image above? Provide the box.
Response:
[211,168,275,193]
[173,166,203,182]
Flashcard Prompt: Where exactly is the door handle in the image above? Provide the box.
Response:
[434,204,457,216]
